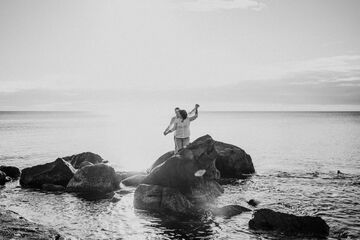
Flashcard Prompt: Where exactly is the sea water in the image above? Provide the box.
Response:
[0,111,359,239]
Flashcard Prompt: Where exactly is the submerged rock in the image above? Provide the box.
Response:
[0,170,6,185]
[0,209,61,240]
[0,166,21,179]
[249,209,330,237]
[121,174,147,187]
[63,152,103,169]
[149,135,255,179]
[66,164,119,194]
[247,199,260,207]
[211,205,251,218]
[134,184,195,215]
[20,158,76,188]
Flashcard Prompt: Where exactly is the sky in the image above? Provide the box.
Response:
[0,0,360,111]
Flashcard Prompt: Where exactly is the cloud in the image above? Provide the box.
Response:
[179,0,266,12]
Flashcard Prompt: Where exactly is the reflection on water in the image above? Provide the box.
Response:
[1,171,359,239]
[0,111,360,239]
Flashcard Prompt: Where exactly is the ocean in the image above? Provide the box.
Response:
[0,111,359,239]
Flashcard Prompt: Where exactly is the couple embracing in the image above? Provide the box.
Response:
[163,104,199,154]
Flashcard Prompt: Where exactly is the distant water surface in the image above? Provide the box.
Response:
[0,111,359,239]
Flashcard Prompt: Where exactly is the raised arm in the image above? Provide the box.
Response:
[164,116,176,135]
[189,110,198,121]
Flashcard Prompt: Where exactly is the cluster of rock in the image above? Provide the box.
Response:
[1,135,330,238]
[18,152,119,194]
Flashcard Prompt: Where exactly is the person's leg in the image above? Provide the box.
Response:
[183,137,190,148]
[174,137,181,154]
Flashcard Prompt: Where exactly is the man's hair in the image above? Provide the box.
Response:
[179,109,188,121]
[175,107,180,111]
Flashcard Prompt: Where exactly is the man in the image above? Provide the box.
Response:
[164,104,200,153]
[163,105,199,136]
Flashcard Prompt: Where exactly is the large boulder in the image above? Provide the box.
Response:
[0,166,21,179]
[63,152,103,169]
[185,179,223,204]
[249,209,330,237]
[149,135,255,179]
[214,140,254,178]
[66,164,119,194]
[20,158,76,188]
[134,184,195,215]
[121,174,147,187]
[0,171,6,185]
[143,135,220,193]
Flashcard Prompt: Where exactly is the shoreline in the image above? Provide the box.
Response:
[0,208,62,240]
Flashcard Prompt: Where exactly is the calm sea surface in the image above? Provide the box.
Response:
[0,111,359,239]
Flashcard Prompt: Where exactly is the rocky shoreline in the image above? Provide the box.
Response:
[0,209,61,240]
[0,134,330,239]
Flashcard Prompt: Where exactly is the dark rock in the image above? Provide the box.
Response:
[0,170,6,185]
[0,209,61,239]
[214,140,255,178]
[149,135,255,179]
[134,184,195,215]
[78,161,93,169]
[148,151,174,172]
[41,184,66,191]
[0,166,21,179]
[249,209,330,237]
[20,158,76,188]
[143,135,220,190]
[63,152,103,169]
[211,205,251,218]
[121,174,147,187]
[216,178,239,185]
[185,179,223,204]
[247,199,260,207]
[66,164,118,194]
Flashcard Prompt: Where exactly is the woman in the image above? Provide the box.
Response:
[165,105,199,153]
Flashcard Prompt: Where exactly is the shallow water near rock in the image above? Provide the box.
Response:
[0,111,359,239]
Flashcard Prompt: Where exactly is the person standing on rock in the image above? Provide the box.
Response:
[164,104,199,154]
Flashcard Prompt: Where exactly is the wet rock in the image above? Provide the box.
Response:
[148,151,174,172]
[121,174,147,187]
[185,180,223,204]
[78,161,93,169]
[211,205,251,218]
[247,199,260,207]
[62,152,103,169]
[248,209,330,237]
[134,184,195,215]
[0,166,21,179]
[20,158,76,188]
[42,184,66,191]
[143,135,220,190]
[66,164,119,194]
[149,135,255,179]
[0,209,61,240]
[0,170,6,185]
[214,140,254,178]
[216,178,239,185]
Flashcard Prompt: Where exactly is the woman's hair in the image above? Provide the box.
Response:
[179,109,188,121]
